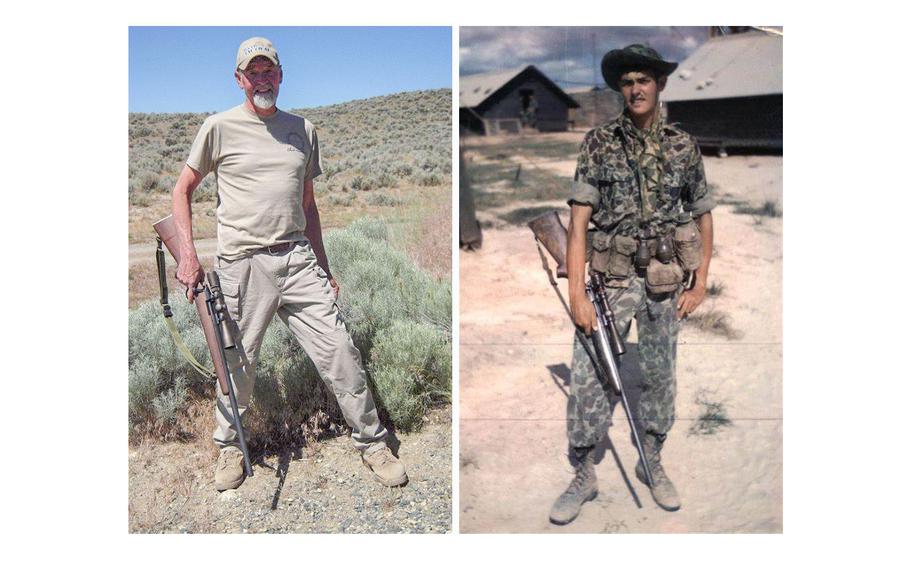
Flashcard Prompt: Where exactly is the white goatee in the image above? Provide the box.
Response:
[252,90,276,110]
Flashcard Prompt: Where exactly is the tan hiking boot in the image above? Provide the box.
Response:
[215,446,246,491]
[362,446,408,487]
[549,449,598,525]
[636,435,680,511]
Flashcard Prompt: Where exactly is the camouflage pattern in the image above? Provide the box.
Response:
[568,112,715,238]
[566,275,679,448]
[635,432,681,510]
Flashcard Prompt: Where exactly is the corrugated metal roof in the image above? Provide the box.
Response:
[459,66,528,108]
[662,31,782,102]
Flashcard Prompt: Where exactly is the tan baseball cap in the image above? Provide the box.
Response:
[236,37,280,70]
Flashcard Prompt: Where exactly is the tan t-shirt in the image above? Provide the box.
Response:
[186,104,323,260]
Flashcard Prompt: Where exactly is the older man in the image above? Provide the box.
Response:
[172,37,407,491]
[550,44,715,523]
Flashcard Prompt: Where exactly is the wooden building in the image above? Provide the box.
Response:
[460,66,580,135]
[662,30,783,152]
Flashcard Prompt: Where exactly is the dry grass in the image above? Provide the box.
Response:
[684,308,744,340]
[397,185,451,279]
[688,388,733,436]
[706,281,725,297]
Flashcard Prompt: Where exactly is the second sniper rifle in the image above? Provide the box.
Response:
[528,211,654,488]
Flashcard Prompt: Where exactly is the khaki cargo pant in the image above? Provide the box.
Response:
[213,240,388,453]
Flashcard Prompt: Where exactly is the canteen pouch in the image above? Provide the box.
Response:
[674,220,703,271]
[646,258,684,294]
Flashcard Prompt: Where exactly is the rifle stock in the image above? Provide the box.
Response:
[528,211,568,278]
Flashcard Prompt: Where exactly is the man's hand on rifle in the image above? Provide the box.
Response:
[570,292,598,336]
[176,255,205,302]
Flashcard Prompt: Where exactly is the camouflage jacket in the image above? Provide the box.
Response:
[568,113,715,237]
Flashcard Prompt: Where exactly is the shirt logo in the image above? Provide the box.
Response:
[286,132,305,152]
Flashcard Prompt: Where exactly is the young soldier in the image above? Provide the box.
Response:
[172,37,407,491]
[550,44,715,523]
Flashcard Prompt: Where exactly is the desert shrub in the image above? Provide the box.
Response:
[363,192,402,207]
[128,218,451,441]
[129,190,150,207]
[369,320,451,431]
[376,172,398,189]
[192,177,216,203]
[132,170,160,193]
[325,218,451,340]
[415,172,444,187]
[326,193,354,207]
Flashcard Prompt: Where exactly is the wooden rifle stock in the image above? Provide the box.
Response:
[153,215,230,397]
[528,211,568,278]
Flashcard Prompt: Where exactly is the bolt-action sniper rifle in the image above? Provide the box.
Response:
[153,215,254,478]
[528,211,654,488]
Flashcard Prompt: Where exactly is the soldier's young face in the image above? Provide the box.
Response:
[619,70,666,119]
[236,57,282,110]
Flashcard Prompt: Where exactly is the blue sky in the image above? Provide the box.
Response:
[129,27,452,113]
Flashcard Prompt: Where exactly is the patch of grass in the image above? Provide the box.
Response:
[466,159,571,210]
[734,200,782,218]
[688,388,733,436]
[684,308,743,340]
[363,192,403,207]
[706,281,725,297]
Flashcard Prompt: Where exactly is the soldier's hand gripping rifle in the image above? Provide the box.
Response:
[153,215,254,478]
[528,211,654,488]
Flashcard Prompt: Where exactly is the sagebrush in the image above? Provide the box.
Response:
[128,218,451,444]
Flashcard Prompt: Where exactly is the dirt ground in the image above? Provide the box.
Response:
[459,133,782,533]
[129,407,451,533]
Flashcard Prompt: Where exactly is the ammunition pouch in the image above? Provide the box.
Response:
[674,220,703,271]
[590,232,638,279]
[645,257,684,294]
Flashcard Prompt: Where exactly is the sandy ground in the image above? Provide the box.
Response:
[459,150,782,533]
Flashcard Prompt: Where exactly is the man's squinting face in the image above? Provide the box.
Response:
[236,57,282,111]
[619,70,665,120]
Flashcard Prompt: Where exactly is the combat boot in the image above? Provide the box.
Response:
[635,434,680,511]
[549,446,598,525]
[214,446,246,491]
[362,446,409,487]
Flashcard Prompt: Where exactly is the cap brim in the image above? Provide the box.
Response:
[237,54,279,70]
[601,51,678,91]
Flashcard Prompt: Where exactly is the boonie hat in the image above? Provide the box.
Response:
[601,44,678,91]
[236,37,280,70]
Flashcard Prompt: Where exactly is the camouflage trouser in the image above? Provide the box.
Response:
[566,275,679,448]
